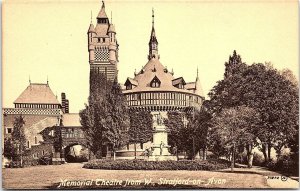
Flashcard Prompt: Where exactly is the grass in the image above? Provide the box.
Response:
[2,163,275,189]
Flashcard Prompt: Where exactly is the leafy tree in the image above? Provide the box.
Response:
[189,105,212,160]
[164,111,186,158]
[280,68,298,87]
[11,115,26,167]
[211,106,259,170]
[208,50,298,164]
[129,110,153,159]
[103,80,130,160]
[3,137,14,160]
[80,72,112,159]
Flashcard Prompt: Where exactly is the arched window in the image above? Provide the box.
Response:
[35,136,37,144]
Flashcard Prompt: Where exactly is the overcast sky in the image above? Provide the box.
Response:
[3,0,298,113]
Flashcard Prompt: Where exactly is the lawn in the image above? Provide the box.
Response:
[2,163,297,189]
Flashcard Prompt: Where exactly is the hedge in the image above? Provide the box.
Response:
[83,159,231,171]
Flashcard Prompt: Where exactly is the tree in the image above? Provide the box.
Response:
[211,106,259,170]
[208,50,299,164]
[103,80,130,160]
[3,137,14,160]
[164,111,186,158]
[80,72,112,159]
[189,105,212,160]
[11,115,26,167]
[129,110,153,159]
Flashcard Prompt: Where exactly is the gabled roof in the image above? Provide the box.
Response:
[172,77,186,86]
[125,78,138,86]
[14,83,60,105]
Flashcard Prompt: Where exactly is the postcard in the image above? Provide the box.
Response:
[2,0,299,189]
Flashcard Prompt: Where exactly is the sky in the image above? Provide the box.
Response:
[2,0,299,113]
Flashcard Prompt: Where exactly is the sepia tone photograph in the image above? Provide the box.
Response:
[2,0,299,189]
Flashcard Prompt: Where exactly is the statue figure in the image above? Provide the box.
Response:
[160,141,165,155]
[157,113,163,125]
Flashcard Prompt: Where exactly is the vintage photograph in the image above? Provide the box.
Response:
[2,0,299,189]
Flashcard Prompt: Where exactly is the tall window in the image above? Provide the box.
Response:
[34,136,37,144]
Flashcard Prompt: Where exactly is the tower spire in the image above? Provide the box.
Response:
[148,8,159,60]
[152,8,154,28]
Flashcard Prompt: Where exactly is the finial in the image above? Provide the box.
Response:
[90,10,93,24]
[196,67,199,80]
[29,75,31,84]
[111,11,113,24]
[47,76,49,85]
[102,0,105,9]
[152,8,154,28]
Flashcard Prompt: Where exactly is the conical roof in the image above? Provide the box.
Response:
[124,58,192,94]
[97,1,108,18]
[108,24,115,32]
[88,23,95,33]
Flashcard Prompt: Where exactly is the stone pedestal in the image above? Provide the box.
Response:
[148,115,177,161]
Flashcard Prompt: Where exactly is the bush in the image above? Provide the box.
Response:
[252,152,265,166]
[268,155,299,176]
[83,159,231,171]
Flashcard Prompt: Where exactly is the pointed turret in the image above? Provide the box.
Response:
[195,67,204,96]
[97,1,108,18]
[88,23,95,33]
[148,8,159,60]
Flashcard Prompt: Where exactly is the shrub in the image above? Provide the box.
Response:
[252,152,265,166]
[268,155,299,176]
[83,159,231,171]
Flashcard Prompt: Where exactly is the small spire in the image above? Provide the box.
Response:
[111,11,113,24]
[29,75,31,84]
[102,0,105,9]
[90,10,93,24]
[196,67,199,81]
[47,76,49,85]
[152,8,154,28]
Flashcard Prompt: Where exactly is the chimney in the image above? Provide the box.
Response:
[65,99,69,113]
[61,93,66,113]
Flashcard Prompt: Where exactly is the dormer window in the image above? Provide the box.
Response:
[150,75,161,88]
[172,77,186,89]
[124,78,138,90]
